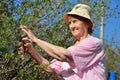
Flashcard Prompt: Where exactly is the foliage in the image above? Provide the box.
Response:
[105,44,120,80]
[0,0,120,80]
[0,0,73,80]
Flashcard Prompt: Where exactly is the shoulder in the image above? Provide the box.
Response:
[67,36,103,51]
[86,36,101,43]
[75,36,103,50]
[88,36,104,50]
[81,36,102,46]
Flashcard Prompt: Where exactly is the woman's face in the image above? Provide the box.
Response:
[68,16,89,40]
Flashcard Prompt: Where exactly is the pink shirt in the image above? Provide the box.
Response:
[51,36,106,80]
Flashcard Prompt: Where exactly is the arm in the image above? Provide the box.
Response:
[33,38,71,61]
[20,25,71,61]
[18,41,53,72]
[28,45,53,72]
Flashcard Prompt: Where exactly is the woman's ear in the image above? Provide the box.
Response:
[84,22,89,29]
[85,21,92,28]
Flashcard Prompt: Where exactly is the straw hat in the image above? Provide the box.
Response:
[64,4,93,27]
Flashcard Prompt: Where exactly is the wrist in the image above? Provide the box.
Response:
[28,47,36,55]
[33,37,39,43]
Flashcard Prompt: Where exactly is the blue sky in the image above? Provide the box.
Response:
[103,0,120,46]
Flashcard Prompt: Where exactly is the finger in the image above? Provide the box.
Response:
[20,25,28,30]
[23,43,33,53]
[22,37,30,40]
[18,46,24,50]
[18,50,24,54]
[24,43,32,47]
[20,25,29,33]
[18,42,23,46]
[18,46,24,54]
[22,38,32,43]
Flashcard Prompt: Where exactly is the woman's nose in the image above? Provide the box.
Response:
[69,22,75,28]
[69,22,75,29]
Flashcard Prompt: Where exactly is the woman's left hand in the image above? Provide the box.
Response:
[20,25,38,42]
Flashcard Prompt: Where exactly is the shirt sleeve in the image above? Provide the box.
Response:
[67,38,104,75]
[50,59,62,75]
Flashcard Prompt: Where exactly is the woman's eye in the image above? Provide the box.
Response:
[73,20,77,23]
[68,21,71,25]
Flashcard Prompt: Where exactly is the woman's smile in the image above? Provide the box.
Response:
[71,27,79,32]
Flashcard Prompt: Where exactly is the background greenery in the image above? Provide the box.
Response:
[0,0,120,80]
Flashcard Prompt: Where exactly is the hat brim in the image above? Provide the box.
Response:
[64,12,93,27]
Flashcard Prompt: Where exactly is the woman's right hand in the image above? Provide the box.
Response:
[20,25,38,42]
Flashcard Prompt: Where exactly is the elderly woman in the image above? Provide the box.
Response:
[19,4,106,80]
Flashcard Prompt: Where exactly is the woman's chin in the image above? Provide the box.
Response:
[73,35,80,39]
